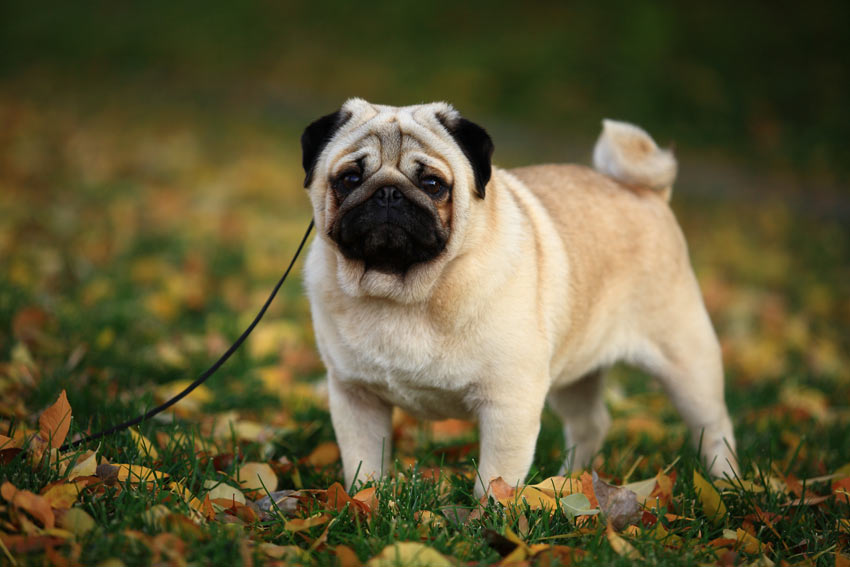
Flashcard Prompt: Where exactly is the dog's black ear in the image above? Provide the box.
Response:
[438,115,494,198]
[301,110,349,187]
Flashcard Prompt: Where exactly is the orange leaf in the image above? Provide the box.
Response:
[353,486,378,513]
[0,435,16,449]
[335,545,361,567]
[326,483,370,516]
[1,482,55,529]
[303,442,340,467]
[284,513,331,532]
[38,390,72,449]
[581,471,598,508]
[487,477,516,501]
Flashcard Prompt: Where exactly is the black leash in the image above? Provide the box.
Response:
[60,219,315,451]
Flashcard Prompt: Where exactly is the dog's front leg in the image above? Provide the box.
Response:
[475,396,545,499]
[327,371,392,490]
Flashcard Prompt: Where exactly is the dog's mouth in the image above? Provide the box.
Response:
[331,194,448,275]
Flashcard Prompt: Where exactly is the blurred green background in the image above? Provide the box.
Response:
[2,0,848,191]
[1,2,848,398]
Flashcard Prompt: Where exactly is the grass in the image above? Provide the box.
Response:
[1,90,849,566]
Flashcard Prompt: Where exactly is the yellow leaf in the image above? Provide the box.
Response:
[204,480,246,504]
[694,470,727,527]
[528,475,582,498]
[42,483,81,509]
[129,429,158,460]
[112,464,169,483]
[367,542,455,567]
[38,390,72,449]
[733,528,763,554]
[606,525,641,559]
[59,507,96,537]
[514,486,559,511]
[168,481,204,512]
[284,513,330,532]
[68,450,98,480]
[238,462,278,493]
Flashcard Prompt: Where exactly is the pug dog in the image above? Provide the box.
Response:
[300,98,737,496]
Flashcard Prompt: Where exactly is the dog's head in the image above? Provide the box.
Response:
[301,99,493,298]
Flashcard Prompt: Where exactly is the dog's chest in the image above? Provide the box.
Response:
[329,304,481,419]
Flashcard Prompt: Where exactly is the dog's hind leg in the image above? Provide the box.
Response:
[636,295,739,478]
[547,370,611,474]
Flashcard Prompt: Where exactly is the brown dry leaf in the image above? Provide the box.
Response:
[694,470,727,527]
[284,513,331,533]
[592,470,642,531]
[367,542,455,567]
[487,477,516,501]
[353,486,378,513]
[0,434,16,449]
[606,524,641,559]
[326,482,371,516]
[303,442,340,468]
[38,389,72,450]
[1,481,56,529]
[238,462,278,493]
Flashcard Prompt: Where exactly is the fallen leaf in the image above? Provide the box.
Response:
[129,429,158,460]
[367,542,455,567]
[560,492,600,519]
[41,482,81,509]
[38,390,72,450]
[204,480,246,504]
[302,442,340,467]
[68,450,98,480]
[112,464,169,483]
[237,462,278,493]
[529,475,582,498]
[326,482,370,516]
[284,513,330,532]
[259,543,301,560]
[606,524,642,559]
[694,470,727,527]
[335,545,361,567]
[2,482,55,529]
[353,486,378,512]
[58,507,96,537]
[0,435,16,449]
[593,470,642,531]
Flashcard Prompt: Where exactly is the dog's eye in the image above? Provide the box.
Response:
[338,172,362,191]
[420,176,447,198]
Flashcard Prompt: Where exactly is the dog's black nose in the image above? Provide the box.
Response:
[373,186,402,206]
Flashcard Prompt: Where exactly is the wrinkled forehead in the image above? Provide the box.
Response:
[325,101,460,172]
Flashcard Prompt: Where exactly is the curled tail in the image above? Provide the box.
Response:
[592,119,677,201]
